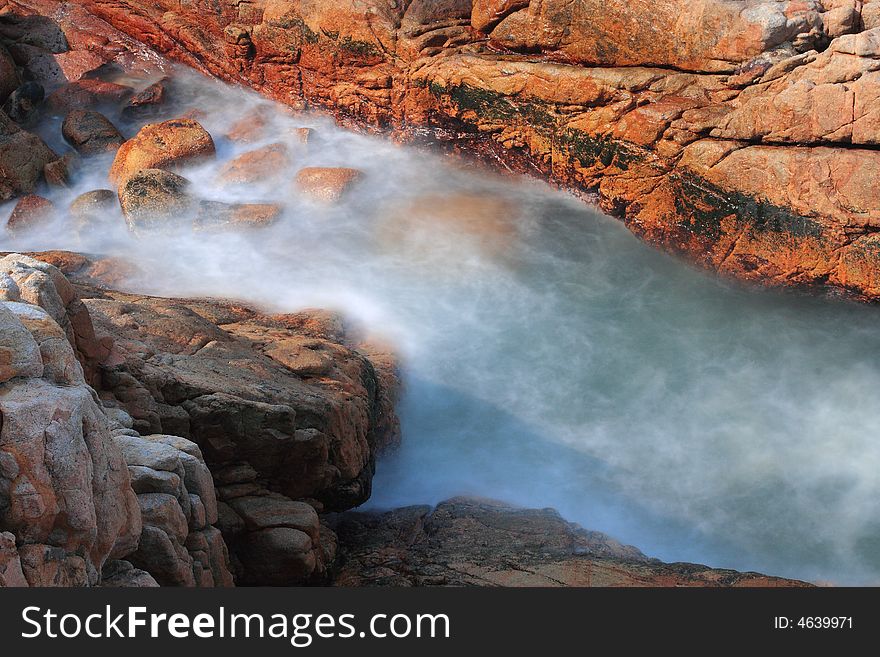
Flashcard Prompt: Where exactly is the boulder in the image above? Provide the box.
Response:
[2,81,44,126]
[0,303,43,383]
[62,110,124,154]
[378,193,518,263]
[472,0,530,32]
[215,142,290,185]
[46,79,132,112]
[0,44,20,104]
[117,168,194,231]
[113,432,232,586]
[5,195,57,235]
[43,153,78,188]
[0,254,109,388]
[69,189,119,230]
[193,200,283,231]
[294,166,362,203]
[121,77,170,119]
[0,373,141,586]
[0,532,28,587]
[236,528,316,585]
[0,113,57,200]
[109,118,216,184]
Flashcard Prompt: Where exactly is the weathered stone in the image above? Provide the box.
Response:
[0,113,57,201]
[117,168,193,231]
[62,110,124,154]
[109,118,216,184]
[6,195,57,235]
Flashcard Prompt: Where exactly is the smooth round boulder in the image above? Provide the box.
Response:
[294,167,362,204]
[62,110,124,155]
[6,195,57,235]
[69,189,119,229]
[109,118,216,185]
[117,169,193,232]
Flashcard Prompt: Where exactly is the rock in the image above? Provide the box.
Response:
[0,374,141,586]
[109,118,216,185]
[216,142,290,185]
[472,0,530,32]
[69,189,119,229]
[2,81,44,126]
[115,434,185,472]
[378,193,518,263]
[129,525,195,586]
[5,301,85,386]
[228,496,320,541]
[68,0,880,299]
[117,168,193,231]
[62,110,124,154]
[113,431,232,587]
[330,498,811,587]
[128,465,183,496]
[0,113,57,200]
[0,532,28,587]
[0,44,20,104]
[138,493,189,544]
[236,528,316,585]
[121,77,170,119]
[61,271,400,584]
[0,13,68,53]
[0,303,43,382]
[100,560,159,587]
[225,106,271,143]
[46,79,132,112]
[294,166,362,203]
[193,200,283,231]
[0,254,108,388]
[43,153,78,188]
[5,195,57,235]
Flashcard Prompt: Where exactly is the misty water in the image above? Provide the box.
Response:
[4,66,880,585]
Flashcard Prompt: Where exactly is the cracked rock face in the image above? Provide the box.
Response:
[0,257,141,587]
[66,0,880,299]
[26,251,400,586]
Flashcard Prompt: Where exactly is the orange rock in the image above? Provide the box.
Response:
[294,167,362,204]
[472,0,529,32]
[216,142,290,185]
[194,201,283,230]
[109,118,216,185]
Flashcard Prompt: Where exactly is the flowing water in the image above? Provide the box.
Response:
[4,66,880,585]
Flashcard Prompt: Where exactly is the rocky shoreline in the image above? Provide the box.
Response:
[0,0,828,587]
[52,0,880,301]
